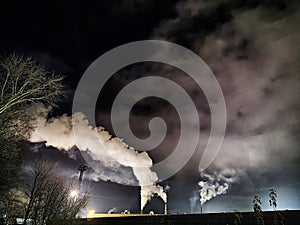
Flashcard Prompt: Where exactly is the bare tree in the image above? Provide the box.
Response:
[22,159,90,225]
[0,53,64,206]
[0,54,64,115]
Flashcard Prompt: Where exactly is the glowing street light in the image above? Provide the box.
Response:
[87,209,96,219]
[70,190,78,201]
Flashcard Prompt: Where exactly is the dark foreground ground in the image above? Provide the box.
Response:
[78,210,299,225]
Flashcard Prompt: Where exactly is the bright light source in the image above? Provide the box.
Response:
[70,190,78,198]
[87,209,96,219]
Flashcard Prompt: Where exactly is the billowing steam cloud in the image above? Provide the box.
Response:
[140,185,167,212]
[198,181,228,205]
[28,0,300,212]
[198,169,238,205]
[147,0,300,210]
[30,111,166,210]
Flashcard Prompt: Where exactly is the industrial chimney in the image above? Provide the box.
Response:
[164,203,167,215]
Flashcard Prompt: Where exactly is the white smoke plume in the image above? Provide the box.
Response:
[149,0,300,209]
[198,181,228,205]
[30,111,166,210]
[140,185,167,212]
[198,169,238,205]
[107,207,117,214]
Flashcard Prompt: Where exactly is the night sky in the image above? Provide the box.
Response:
[1,0,299,215]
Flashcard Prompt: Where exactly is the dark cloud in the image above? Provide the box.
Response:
[97,0,300,212]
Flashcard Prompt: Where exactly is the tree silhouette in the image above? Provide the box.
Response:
[22,158,90,225]
[0,54,64,209]
[268,188,285,225]
[253,195,264,225]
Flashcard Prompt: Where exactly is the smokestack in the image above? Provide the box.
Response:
[140,186,143,214]
[164,203,167,215]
